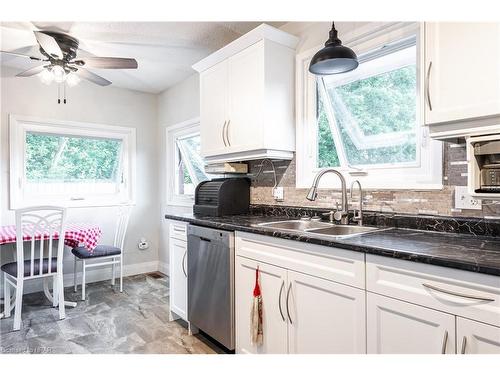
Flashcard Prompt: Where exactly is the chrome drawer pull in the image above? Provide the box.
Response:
[441,330,448,354]
[286,282,293,324]
[181,250,187,277]
[426,61,433,111]
[422,283,495,302]
[461,336,467,354]
[278,281,285,322]
[225,120,231,147]
[221,120,227,147]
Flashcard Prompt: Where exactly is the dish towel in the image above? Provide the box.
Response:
[251,267,263,346]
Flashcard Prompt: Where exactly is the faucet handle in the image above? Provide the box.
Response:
[321,211,335,223]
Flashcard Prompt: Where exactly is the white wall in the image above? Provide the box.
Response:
[280,21,370,54]
[157,73,200,273]
[0,66,160,293]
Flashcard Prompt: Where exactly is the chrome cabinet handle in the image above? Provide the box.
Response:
[221,120,227,147]
[461,336,467,354]
[278,280,285,322]
[426,61,433,111]
[181,250,187,277]
[225,120,231,147]
[441,330,448,354]
[286,282,293,324]
[422,283,495,302]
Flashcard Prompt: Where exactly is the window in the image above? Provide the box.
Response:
[297,22,442,189]
[10,115,136,208]
[167,118,208,206]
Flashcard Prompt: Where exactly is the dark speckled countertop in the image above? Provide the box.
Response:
[165,212,500,277]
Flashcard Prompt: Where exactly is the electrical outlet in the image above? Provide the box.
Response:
[455,186,482,210]
[273,187,284,201]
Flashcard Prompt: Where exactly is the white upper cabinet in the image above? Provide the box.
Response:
[199,60,229,157]
[193,24,298,163]
[425,22,500,128]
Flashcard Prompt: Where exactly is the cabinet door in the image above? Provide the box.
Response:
[200,60,228,157]
[169,238,188,320]
[227,41,264,152]
[235,256,288,354]
[287,270,366,354]
[457,317,500,354]
[425,22,500,124]
[367,292,456,354]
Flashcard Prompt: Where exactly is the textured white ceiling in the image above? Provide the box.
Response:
[0,21,286,93]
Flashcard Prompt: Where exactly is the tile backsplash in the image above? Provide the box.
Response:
[247,142,500,219]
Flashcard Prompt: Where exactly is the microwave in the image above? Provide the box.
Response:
[468,136,500,196]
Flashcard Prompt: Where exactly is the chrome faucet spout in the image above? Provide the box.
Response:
[306,168,349,224]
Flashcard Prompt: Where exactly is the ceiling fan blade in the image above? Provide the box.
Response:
[0,50,42,61]
[16,65,47,77]
[73,56,138,69]
[75,68,111,86]
[34,31,63,59]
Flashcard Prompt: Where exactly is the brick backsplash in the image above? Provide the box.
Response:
[247,143,500,219]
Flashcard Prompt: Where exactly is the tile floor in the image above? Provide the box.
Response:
[0,273,224,354]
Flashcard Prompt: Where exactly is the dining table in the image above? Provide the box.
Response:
[0,223,102,316]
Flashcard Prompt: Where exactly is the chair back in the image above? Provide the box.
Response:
[113,206,131,250]
[15,206,67,279]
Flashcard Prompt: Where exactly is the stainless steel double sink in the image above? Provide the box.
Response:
[254,219,389,239]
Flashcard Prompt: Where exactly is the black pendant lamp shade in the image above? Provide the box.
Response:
[309,22,359,75]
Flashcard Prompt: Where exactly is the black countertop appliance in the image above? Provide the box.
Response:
[193,177,250,216]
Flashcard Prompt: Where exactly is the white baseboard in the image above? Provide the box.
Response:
[158,261,169,276]
[0,261,162,297]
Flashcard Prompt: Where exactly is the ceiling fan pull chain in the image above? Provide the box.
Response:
[57,83,61,104]
[64,83,67,104]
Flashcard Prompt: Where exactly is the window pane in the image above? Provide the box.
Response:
[25,132,122,182]
[321,44,417,167]
[317,89,340,168]
[176,134,208,196]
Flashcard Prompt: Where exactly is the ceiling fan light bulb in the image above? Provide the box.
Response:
[52,65,66,83]
[66,73,81,87]
[39,69,54,85]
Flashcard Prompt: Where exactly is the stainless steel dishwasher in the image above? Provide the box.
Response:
[187,225,235,350]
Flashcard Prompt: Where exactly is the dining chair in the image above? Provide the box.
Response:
[72,206,131,300]
[2,206,67,331]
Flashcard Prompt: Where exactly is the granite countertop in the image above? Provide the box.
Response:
[165,212,500,277]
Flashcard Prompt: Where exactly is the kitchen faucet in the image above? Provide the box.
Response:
[350,180,363,226]
[306,168,349,224]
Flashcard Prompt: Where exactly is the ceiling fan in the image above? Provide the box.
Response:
[1,30,138,87]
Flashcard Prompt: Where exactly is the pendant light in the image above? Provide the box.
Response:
[309,22,359,75]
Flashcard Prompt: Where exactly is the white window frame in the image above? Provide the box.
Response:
[9,114,136,209]
[166,117,202,207]
[296,22,443,190]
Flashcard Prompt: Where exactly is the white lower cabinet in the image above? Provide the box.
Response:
[287,270,366,354]
[457,317,500,354]
[367,292,456,354]
[235,257,288,354]
[235,232,366,354]
[233,233,500,354]
[168,221,188,322]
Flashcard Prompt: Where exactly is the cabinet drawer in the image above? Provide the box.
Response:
[169,221,187,242]
[236,232,365,289]
[366,254,500,327]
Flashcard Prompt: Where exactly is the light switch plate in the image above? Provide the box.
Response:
[455,186,482,210]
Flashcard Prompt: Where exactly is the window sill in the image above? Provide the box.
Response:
[10,198,135,210]
[167,196,194,208]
